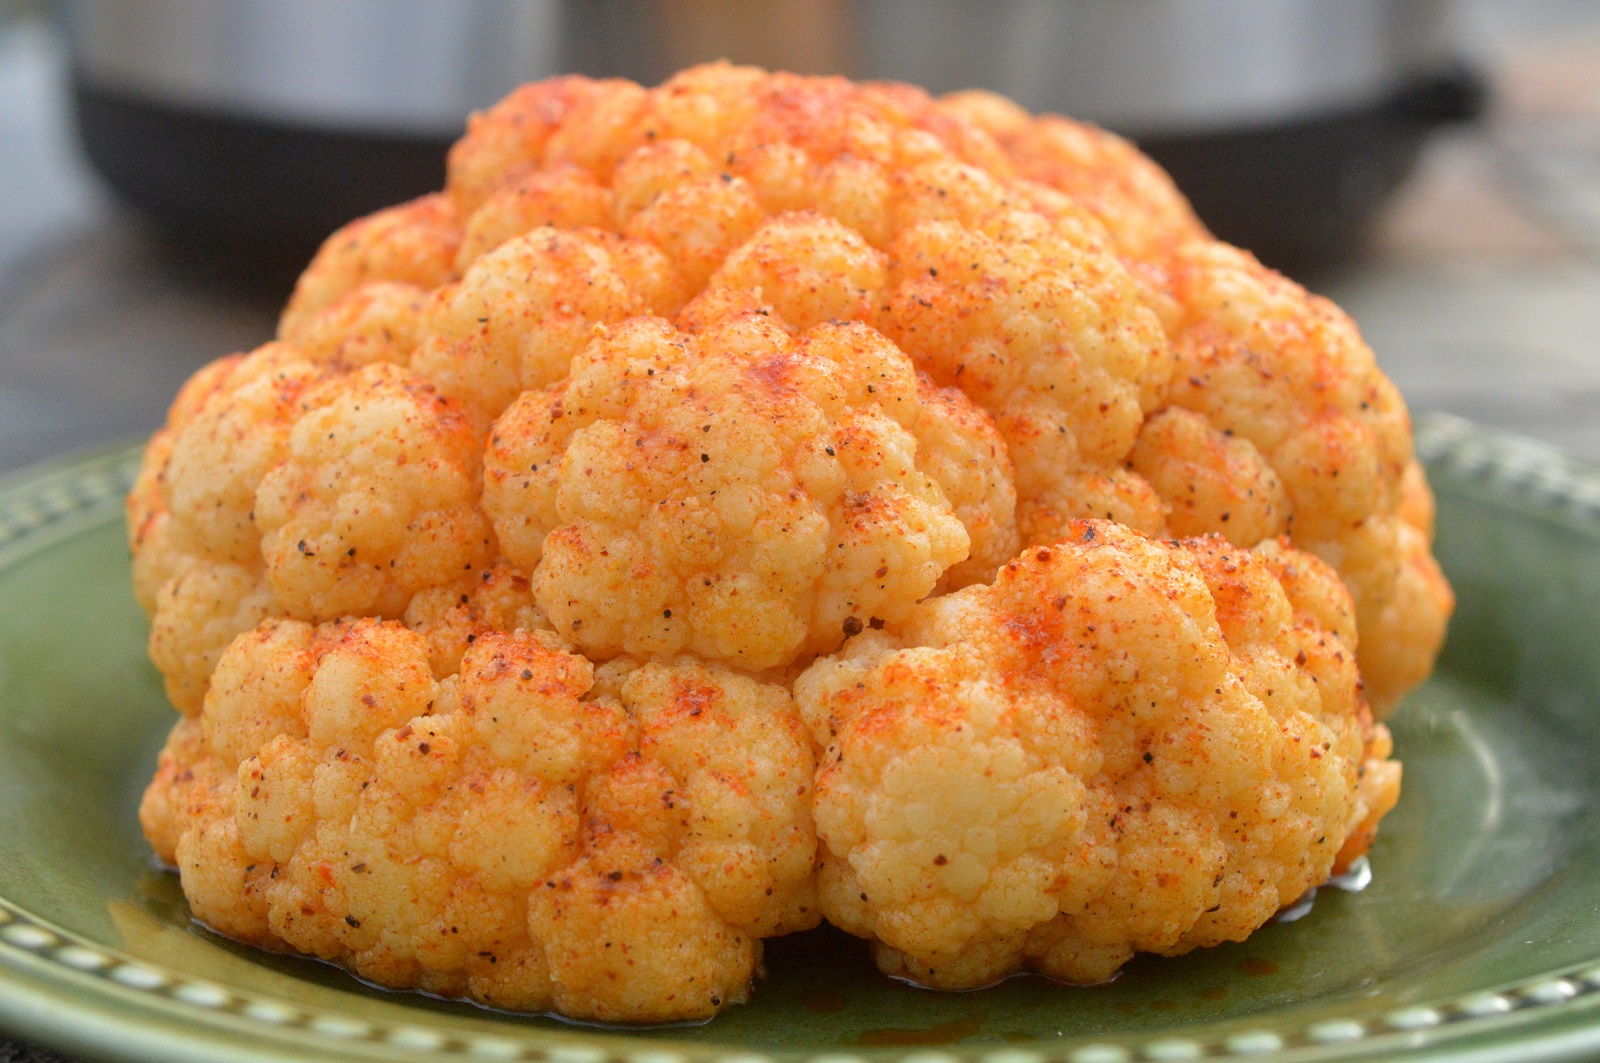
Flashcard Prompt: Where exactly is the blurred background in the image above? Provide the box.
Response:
[0,0,1597,482]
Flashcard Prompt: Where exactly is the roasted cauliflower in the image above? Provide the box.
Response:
[132,64,1447,1022]
[796,521,1398,989]
[482,311,1007,670]
[142,620,817,1022]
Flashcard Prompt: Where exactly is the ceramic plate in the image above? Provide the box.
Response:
[3,414,1600,1063]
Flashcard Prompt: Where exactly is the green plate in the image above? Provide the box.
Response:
[3,414,1600,1063]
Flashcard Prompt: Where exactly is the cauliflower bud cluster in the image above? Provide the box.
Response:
[133,64,1446,1022]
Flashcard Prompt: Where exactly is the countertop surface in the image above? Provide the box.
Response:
[1,5,1598,1062]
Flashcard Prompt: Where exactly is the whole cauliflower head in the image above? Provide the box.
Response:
[140,619,817,1022]
[129,63,1444,1021]
[795,521,1399,989]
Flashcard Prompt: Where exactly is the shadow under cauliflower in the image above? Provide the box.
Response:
[128,62,1447,1023]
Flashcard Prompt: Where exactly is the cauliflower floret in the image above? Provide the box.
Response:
[139,344,327,708]
[148,560,277,714]
[876,203,1172,546]
[796,520,1395,988]
[908,377,1019,590]
[1127,406,1289,546]
[127,349,270,604]
[410,227,684,418]
[403,560,555,680]
[1156,242,1453,712]
[279,195,461,342]
[482,313,986,669]
[163,344,327,565]
[139,348,497,706]
[446,77,615,219]
[623,172,769,292]
[140,619,817,1022]
[289,281,430,368]
[253,362,493,621]
[127,425,183,615]
[456,162,616,269]
[940,91,1207,265]
[703,212,886,332]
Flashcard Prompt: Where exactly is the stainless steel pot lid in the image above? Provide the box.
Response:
[65,0,1447,137]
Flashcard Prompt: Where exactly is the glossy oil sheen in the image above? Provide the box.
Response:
[2,420,1600,1062]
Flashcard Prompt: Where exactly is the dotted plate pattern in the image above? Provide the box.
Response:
[0,446,137,567]
[2,419,1600,1062]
